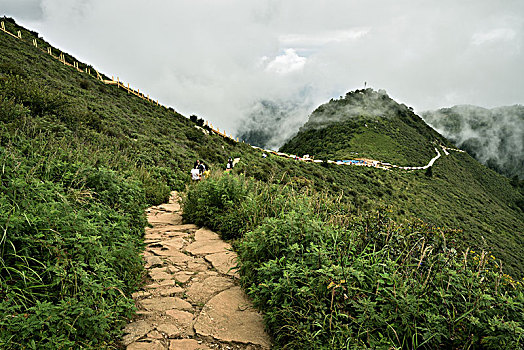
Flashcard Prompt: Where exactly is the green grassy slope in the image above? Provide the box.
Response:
[280,89,524,277]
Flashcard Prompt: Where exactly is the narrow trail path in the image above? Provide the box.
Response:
[122,192,271,350]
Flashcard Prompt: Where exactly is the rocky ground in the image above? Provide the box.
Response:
[122,192,271,350]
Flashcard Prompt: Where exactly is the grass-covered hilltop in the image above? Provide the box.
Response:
[1,17,523,349]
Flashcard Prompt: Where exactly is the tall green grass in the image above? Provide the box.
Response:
[183,174,524,349]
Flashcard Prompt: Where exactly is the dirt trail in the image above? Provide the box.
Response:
[122,192,271,350]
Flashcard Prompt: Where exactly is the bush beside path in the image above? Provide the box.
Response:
[122,192,271,350]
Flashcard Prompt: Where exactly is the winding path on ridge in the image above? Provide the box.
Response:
[122,192,271,350]
[252,144,465,171]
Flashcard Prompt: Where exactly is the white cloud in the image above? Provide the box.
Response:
[279,28,370,47]
[264,49,306,74]
[472,28,516,46]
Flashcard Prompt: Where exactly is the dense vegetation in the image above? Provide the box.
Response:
[183,174,524,349]
[421,104,524,180]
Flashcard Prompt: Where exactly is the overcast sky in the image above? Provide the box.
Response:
[3,0,524,136]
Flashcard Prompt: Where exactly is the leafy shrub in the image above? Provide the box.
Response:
[0,97,29,123]
[183,173,524,349]
[79,79,91,90]
[182,173,251,238]
[0,75,69,117]
[0,140,146,348]
[238,211,524,349]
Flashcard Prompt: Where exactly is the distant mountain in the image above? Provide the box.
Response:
[236,99,309,150]
[421,105,524,179]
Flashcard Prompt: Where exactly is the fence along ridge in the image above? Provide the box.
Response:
[1,21,465,170]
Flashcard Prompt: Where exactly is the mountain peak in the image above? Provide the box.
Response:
[300,88,413,132]
[281,88,445,166]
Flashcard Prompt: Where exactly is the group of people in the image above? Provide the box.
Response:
[191,157,236,181]
[191,160,209,181]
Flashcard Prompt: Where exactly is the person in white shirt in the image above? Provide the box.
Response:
[191,167,201,181]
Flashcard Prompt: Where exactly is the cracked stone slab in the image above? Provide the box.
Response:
[163,251,192,264]
[140,297,192,312]
[165,309,195,336]
[146,330,163,339]
[144,239,162,245]
[149,267,174,281]
[144,279,178,289]
[162,237,187,250]
[158,202,181,212]
[194,287,270,348]
[186,258,209,272]
[174,271,194,283]
[148,212,183,225]
[144,256,164,269]
[146,226,183,234]
[148,245,185,257]
[204,251,239,278]
[169,339,210,350]
[144,232,164,241]
[194,228,220,241]
[122,320,155,345]
[156,322,181,338]
[158,286,184,296]
[163,231,191,239]
[167,224,200,231]
[186,276,234,304]
[127,340,165,350]
[132,291,151,299]
[185,240,232,256]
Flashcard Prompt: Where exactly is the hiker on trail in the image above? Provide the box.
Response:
[198,160,206,175]
[262,153,267,159]
[226,157,233,170]
[191,165,201,181]
[198,160,210,179]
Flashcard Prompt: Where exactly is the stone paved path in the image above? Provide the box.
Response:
[122,192,271,350]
